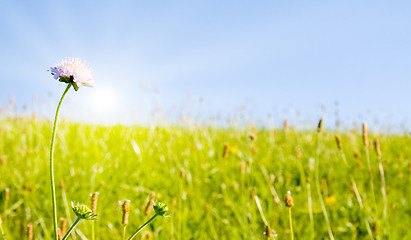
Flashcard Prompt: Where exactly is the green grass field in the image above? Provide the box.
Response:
[0,116,410,239]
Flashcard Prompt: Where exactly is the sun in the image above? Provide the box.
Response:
[89,87,117,113]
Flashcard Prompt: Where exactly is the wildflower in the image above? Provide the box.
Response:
[128,201,171,240]
[71,202,98,220]
[264,225,272,238]
[223,143,229,158]
[362,123,369,147]
[335,136,343,150]
[230,146,238,154]
[317,118,323,132]
[91,192,99,214]
[153,201,171,217]
[325,196,336,205]
[50,58,94,91]
[284,191,294,207]
[249,133,257,140]
[122,200,131,226]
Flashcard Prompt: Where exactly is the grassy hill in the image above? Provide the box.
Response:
[0,117,410,239]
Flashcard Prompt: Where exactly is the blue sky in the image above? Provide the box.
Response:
[0,1,410,130]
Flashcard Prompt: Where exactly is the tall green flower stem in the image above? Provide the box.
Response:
[92,222,95,240]
[122,226,127,240]
[376,148,389,237]
[306,172,315,240]
[288,208,294,240]
[61,217,81,240]
[50,84,71,240]
[128,213,158,240]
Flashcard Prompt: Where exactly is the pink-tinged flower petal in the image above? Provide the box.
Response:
[50,58,94,87]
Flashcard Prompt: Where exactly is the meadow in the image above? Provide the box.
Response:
[0,116,410,239]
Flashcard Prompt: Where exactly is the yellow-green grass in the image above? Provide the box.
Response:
[0,116,410,239]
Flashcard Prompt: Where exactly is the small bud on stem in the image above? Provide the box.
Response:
[317,119,323,132]
[374,138,381,157]
[284,191,294,207]
[145,192,155,215]
[362,123,369,147]
[335,136,343,150]
[223,143,229,158]
[91,192,99,214]
[27,223,33,240]
[122,200,130,226]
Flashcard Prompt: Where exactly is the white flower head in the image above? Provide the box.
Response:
[50,57,94,91]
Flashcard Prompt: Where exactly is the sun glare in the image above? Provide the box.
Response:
[90,87,117,112]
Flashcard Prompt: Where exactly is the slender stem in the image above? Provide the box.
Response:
[316,133,334,240]
[307,181,314,240]
[378,158,389,237]
[127,214,158,240]
[288,208,294,240]
[61,217,81,240]
[122,226,127,240]
[365,147,377,210]
[0,218,6,240]
[92,221,95,240]
[50,84,71,240]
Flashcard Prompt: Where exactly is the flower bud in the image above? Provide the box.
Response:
[374,138,381,157]
[153,201,171,217]
[4,188,9,200]
[284,191,294,207]
[91,192,99,214]
[264,225,272,238]
[122,200,130,226]
[27,223,33,240]
[223,143,229,158]
[249,133,257,140]
[71,202,98,220]
[335,135,343,150]
[317,118,323,132]
[362,123,369,147]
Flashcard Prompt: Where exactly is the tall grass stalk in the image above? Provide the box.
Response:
[284,191,294,240]
[362,124,377,210]
[306,177,314,239]
[49,84,71,240]
[364,146,377,208]
[316,122,334,240]
[91,192,98,240]
[375,139,389,237]
[122,226,127,240]
[288,208,293,240]
[61,217,81,240]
